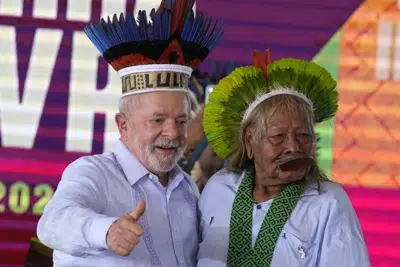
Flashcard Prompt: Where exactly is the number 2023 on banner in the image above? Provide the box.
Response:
[0,181,54,215]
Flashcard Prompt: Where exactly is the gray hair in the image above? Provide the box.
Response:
[118,92,192,117]
[118,94,141,115]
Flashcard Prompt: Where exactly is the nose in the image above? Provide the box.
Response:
[162,120,180,140]
[283,133,300,153]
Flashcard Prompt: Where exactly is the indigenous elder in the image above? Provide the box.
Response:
[198,50,370,267]
[36,1,224,266]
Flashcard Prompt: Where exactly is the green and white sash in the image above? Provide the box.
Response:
[227,168,305,266]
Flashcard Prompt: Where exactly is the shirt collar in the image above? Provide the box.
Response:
[220,169,319,197]
[114,139,189,186]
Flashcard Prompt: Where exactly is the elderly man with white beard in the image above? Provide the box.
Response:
[36,0,224,266]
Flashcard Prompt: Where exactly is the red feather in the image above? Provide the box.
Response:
[170,0,190,34]
[253,49,271,83]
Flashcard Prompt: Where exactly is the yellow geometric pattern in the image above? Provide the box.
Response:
[333,0,400,187]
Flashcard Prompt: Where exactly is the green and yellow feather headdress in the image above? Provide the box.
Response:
[203,49,338,159]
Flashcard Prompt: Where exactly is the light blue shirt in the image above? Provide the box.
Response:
[197,170,371,267]
[37,139,200,267]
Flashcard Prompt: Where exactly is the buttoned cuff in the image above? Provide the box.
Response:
[88,216,119,249]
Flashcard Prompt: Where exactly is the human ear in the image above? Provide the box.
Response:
[244,128,254,159]
[115,113,129,140]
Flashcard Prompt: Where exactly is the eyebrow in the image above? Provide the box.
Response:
[151,112,165,117]
[294,125,312,130]
[267,125,311,132]
[176,113,188,119]
[150,112,188,119]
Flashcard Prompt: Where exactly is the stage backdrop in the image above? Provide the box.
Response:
[0,0,399,266]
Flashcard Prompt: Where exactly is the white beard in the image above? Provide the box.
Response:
[133,136,186,173]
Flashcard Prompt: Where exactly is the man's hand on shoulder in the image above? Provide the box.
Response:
[106,200,145,256]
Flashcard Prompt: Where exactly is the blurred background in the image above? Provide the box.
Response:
[0,0,399,266]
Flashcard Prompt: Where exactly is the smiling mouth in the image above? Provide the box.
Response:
[155,146,177,152]
[276,153,314,172]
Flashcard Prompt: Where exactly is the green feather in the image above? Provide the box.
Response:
[268,59,338,123]
[204,66,267,158]
[203,59,338,159]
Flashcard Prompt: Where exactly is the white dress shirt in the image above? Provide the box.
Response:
[37,139,199,267]
[197,169,371,267]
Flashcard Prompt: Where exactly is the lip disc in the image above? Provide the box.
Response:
[276,153,314,171]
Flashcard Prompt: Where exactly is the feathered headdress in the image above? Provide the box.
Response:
[84,0,224,97]
[203,49,338,159]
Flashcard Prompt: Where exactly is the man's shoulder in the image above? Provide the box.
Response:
[314,181,350,201]
[67,152,114,168]
[63,152,116,178]
[304,181,355,215]
[200,169,242,196]
[207,169,242,187]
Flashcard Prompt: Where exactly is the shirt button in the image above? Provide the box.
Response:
[257,204,262,210]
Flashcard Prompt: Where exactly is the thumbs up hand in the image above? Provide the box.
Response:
[106,200,146,256]
[129,200,146,220]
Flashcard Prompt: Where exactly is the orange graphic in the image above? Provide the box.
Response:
[333,0,400,187]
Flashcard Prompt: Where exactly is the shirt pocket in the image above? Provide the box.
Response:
[277,231,317,267]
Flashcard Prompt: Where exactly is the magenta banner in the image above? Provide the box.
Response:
[4,1,395,266]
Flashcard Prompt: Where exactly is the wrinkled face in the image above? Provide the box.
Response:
[117,92,189,173]
[245,105,315,185]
